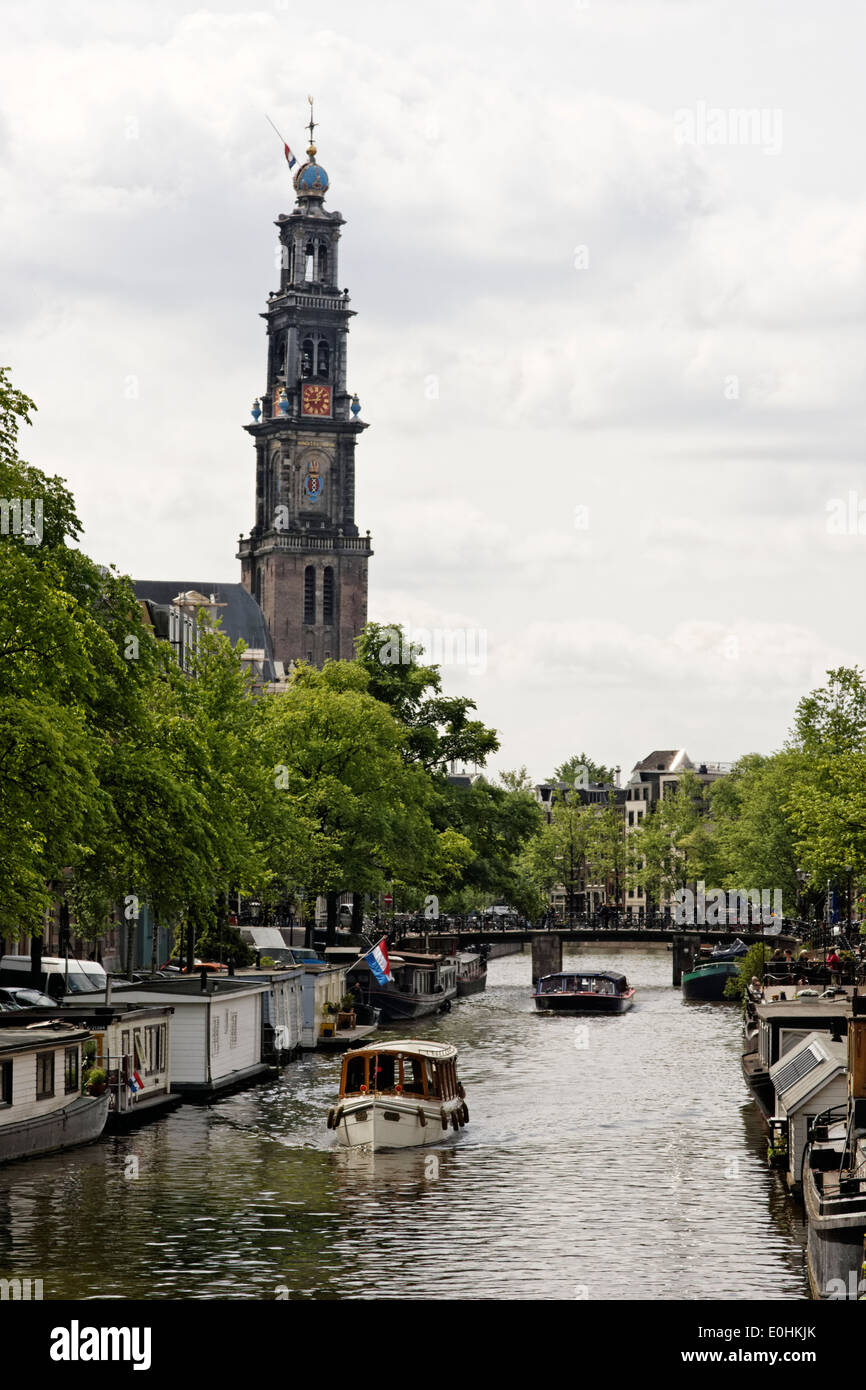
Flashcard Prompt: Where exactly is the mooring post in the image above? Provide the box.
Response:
[672,934,686,987]
[531,934,563,987]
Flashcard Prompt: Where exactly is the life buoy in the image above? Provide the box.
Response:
[461,1102,469,1124]
[440,1108,449,1130]
[417,1106,427,1128]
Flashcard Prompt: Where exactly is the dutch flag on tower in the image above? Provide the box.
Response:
[363,938,393,985]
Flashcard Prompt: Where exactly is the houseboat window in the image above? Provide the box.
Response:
[400,1056,425,1096]
[0,1060,12,1107]
[36,1051,55,1099]
[121,1029,130,1065]
[64,1047,79,1094]
[145,1025,163,1074]
[344,1055,367,1093]
[371,1054,396,1091]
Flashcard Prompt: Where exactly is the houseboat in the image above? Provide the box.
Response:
[327,1041,468,1150]
[456,950,487,998]
[0,1023,109,1164]
[533,971,634,1015]
[801,1000,866,1299]
[741,989,852,1127]
[358,951,457,1022]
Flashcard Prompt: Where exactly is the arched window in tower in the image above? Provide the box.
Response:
[317,340,330,378]
[323,567,334,625]
[254,568,262,607]
[303,565,316,626]
[300,339,314,379]
[318,243,328,280]
[304,241,315,282]
[287,241,295,282]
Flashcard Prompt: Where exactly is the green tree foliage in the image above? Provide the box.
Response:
[550,752,615,787]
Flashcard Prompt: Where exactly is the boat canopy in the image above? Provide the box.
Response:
[345,1039,457,1061]
[540,972,628,991]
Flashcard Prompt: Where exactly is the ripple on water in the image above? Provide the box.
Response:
[0,948,807,1299]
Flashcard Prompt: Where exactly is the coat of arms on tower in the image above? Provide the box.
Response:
[303,456,323,500]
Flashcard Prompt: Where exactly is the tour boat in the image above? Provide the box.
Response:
[327,1040,468,1150]
[533,971,634,1015]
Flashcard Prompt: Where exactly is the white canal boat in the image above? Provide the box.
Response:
[327,1040,468,1151]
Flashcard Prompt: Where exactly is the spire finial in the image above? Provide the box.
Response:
[306,94,318,158]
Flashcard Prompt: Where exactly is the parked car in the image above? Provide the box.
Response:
[0,986,59,1010]
[159,958,227,974]
[0,954,107,997]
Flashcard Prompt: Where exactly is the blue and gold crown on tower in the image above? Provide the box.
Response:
[293,97,328,198]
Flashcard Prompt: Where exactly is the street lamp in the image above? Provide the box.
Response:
[845,864,853,937]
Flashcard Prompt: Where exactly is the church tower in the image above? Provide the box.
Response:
[238,108,372,669]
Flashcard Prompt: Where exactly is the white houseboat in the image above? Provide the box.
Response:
[0,1022,109,1164]
[327,1041,468,1150]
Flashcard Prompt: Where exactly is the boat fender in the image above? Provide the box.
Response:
[456,1082,465,1099]
[440,1108,449,1130]
[417,1106,427,1128]
[440,999,452,1013]
[333,1107,343,1129]
[326,1108,335,1129]
[451,1111,460,1132]
[461,1102,469,1124]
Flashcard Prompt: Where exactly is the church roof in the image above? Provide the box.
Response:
[133,581,277,681]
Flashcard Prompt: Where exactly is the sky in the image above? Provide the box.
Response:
[2,1,866,784]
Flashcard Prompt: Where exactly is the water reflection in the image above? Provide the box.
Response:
[0,948,808,1300]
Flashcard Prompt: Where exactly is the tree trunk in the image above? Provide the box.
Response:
[326,890,338,947]
[150,906,159,977]
[351,892,363,934]
[186,918,195,975]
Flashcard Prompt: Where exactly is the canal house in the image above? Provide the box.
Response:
[114,976,271,1098]
[769,1031,848,1191]
[0,1022,109,1163]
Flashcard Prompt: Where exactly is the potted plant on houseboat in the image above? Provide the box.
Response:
[86,1067,107,1097]
[337,993,356,1030]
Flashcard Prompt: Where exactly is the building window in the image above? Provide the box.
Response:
[144,1025,163,1075]
[36,1051,55,1100]
[316,340,330,377]
[300,338,314,378]
[211,1015,220,1057]
[304,566,316,625]
[628,810,634,827]
[304,241,315,281]
[64,1047,79,1094]
[323,567,334,625]
[0,1060,12,1107]
[318,243,328,280]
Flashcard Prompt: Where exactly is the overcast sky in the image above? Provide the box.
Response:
[3,1,866,782]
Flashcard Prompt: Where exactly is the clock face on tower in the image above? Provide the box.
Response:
[301,384,332,417]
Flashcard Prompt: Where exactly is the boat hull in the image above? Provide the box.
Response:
[367,984,456,1022]
[331,1094,467,1151]
[803,1161,866,1299]
[681,962,739,1001]
[456,971,487,998]
[534,991,634,1015]
[0,1092,110,1165]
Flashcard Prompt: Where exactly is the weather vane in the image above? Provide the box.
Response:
[307,95,317,147]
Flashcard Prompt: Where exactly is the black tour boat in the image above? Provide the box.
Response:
[533,971,634,1015]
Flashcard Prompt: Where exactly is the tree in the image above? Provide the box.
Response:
[550,752,615,788]
[523,799,593,919]
[628,768,709,911]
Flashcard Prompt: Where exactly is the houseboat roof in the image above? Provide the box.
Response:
[754,994,853,1022]
[0,1004,174,1026]
[0,1023,92,1054]
[770,1032,847,1111]
[347,1040,457,1061]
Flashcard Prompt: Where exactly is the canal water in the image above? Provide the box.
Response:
[0,948,808,1300]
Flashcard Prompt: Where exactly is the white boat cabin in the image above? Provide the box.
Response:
[339,1041,462,1103]
[0,1022,91,1128]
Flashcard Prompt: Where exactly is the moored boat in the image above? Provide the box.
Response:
[533,971,634,1015]
[681,959,740,1001]
[0,1022,110,1165]
[327,1041,468,1150]
[364,951,457,1022]
[456,950,487,997]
